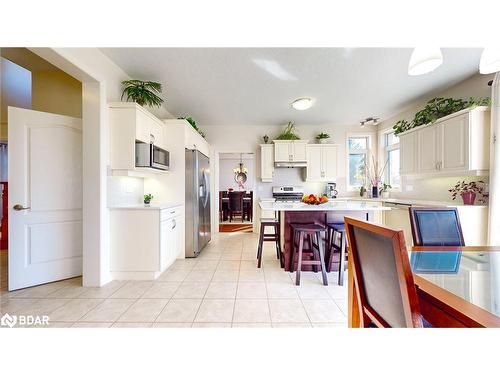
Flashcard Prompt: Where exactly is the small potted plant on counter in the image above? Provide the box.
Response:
[380,183,392,198]
[144,193,154,207]
[449,180,488,205]
[316,132,330,144]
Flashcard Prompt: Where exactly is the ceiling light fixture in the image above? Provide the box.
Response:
[479,48,500,74]
[360,117,379,128]
[291,97,313,111]
[408,48,443,76]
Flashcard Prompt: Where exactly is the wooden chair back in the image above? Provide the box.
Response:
[228,191,244,211]
[344,217,424,328]
[409,207,465,246]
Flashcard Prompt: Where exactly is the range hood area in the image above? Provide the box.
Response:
[274,161,307,168]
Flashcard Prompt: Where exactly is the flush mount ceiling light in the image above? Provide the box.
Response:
[291,97,313,111]
[408,48,443,76]
[479,48,500,74]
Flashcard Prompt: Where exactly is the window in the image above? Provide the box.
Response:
[384,131,400,188]
[348,136,369,189]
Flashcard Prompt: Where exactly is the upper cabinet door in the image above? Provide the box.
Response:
[135,111,151,144]
[417,126,438,173]
[260,144,275,182]
[274,142,291,162]
[291,141,307,162]
[306,146,322,181]
[439,113,468,172]
[322,145,338,180]
[399,132,417,175]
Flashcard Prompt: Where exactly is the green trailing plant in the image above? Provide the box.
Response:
[393,97,491,135]
[144,194,154,204]
[316,132,330,140]
[178,116,205,138]
[380,183,392,193]
[121,80,164,108]
[276,121,300,140]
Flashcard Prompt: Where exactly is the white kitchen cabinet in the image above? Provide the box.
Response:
[110,205,184,280]
[260,144,275,182]
[399,106,490,177]
[306,144,338,182]
[399,131,417,175]
[109,102,168,176]
[273,140,309,163]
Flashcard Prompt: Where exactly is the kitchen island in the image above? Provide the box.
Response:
[259,200,390,271]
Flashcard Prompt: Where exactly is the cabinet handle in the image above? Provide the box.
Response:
[150,134,156,144]
[172,219,176,229]
[170,210,176,214]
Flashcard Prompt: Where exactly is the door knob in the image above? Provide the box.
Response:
[13,204,30,211]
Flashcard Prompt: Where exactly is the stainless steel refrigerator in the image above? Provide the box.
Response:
[185,149,211,257]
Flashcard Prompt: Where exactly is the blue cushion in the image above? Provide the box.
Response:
[327,222,345,232]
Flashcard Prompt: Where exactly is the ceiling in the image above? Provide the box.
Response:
[101,48,484,126]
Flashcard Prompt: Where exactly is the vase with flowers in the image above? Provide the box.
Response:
[366,155,389,199]
[448,180,488,205]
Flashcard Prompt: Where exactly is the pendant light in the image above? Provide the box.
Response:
[480,48,500,74]
[408,48,443,76]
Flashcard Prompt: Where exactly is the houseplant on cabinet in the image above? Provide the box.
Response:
[276,121,300,140]
[121,80,164,108]
[178,116,205,138]
[449,180,488,205]
[316,132,330,144]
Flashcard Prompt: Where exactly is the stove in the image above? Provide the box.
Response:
[272,186,304,202]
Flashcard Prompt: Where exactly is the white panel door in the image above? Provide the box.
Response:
[8,107,83,291]
[322,145,338,180]
[417,126,438,173]
[440,114,468,172]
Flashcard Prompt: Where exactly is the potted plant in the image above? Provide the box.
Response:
[380,183,392,198]
[393,96,491,135]
[359,186,367,198]
[262,135,269,144]
[275,121,300,140]
[144,193,154,206]
[178,116,205,138]
[316,132,330,144]
[449,180,488,205]
[121,80,164,108]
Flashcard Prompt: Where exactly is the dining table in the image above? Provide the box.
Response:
[348,245,500,327]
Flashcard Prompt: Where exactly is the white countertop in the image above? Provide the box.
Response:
[259,200,391,212]
[109,203,183,210]
[338,197,488,208]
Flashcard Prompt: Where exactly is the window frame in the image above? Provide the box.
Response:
[383,130,401,191]
[346,134,372,192]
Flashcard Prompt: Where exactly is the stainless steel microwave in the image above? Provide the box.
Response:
[135,141,170,171]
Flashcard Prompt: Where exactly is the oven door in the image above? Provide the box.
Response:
[151,144,169,170]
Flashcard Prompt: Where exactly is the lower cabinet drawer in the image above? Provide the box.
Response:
[160,206,183,221]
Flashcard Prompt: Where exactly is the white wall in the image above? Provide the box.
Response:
[377,73,494,202]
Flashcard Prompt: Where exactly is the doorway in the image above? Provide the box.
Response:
[218,153,255,233]
[0,48,84,291]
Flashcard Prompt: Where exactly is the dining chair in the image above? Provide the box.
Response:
[228,191,245,222]
[409,207,465,246]
[345,217,426,328]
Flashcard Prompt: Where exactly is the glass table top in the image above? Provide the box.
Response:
[409,250,500,318]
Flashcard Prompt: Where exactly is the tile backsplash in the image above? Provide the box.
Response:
[107,176,144,207]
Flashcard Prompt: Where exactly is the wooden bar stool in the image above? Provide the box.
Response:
[289,223,328,286]
[326,222,347,286]
[257,218,281,268]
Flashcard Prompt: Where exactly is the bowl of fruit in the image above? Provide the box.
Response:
[302,194,329,205]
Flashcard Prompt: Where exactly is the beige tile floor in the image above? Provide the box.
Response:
[0,233,347,328]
